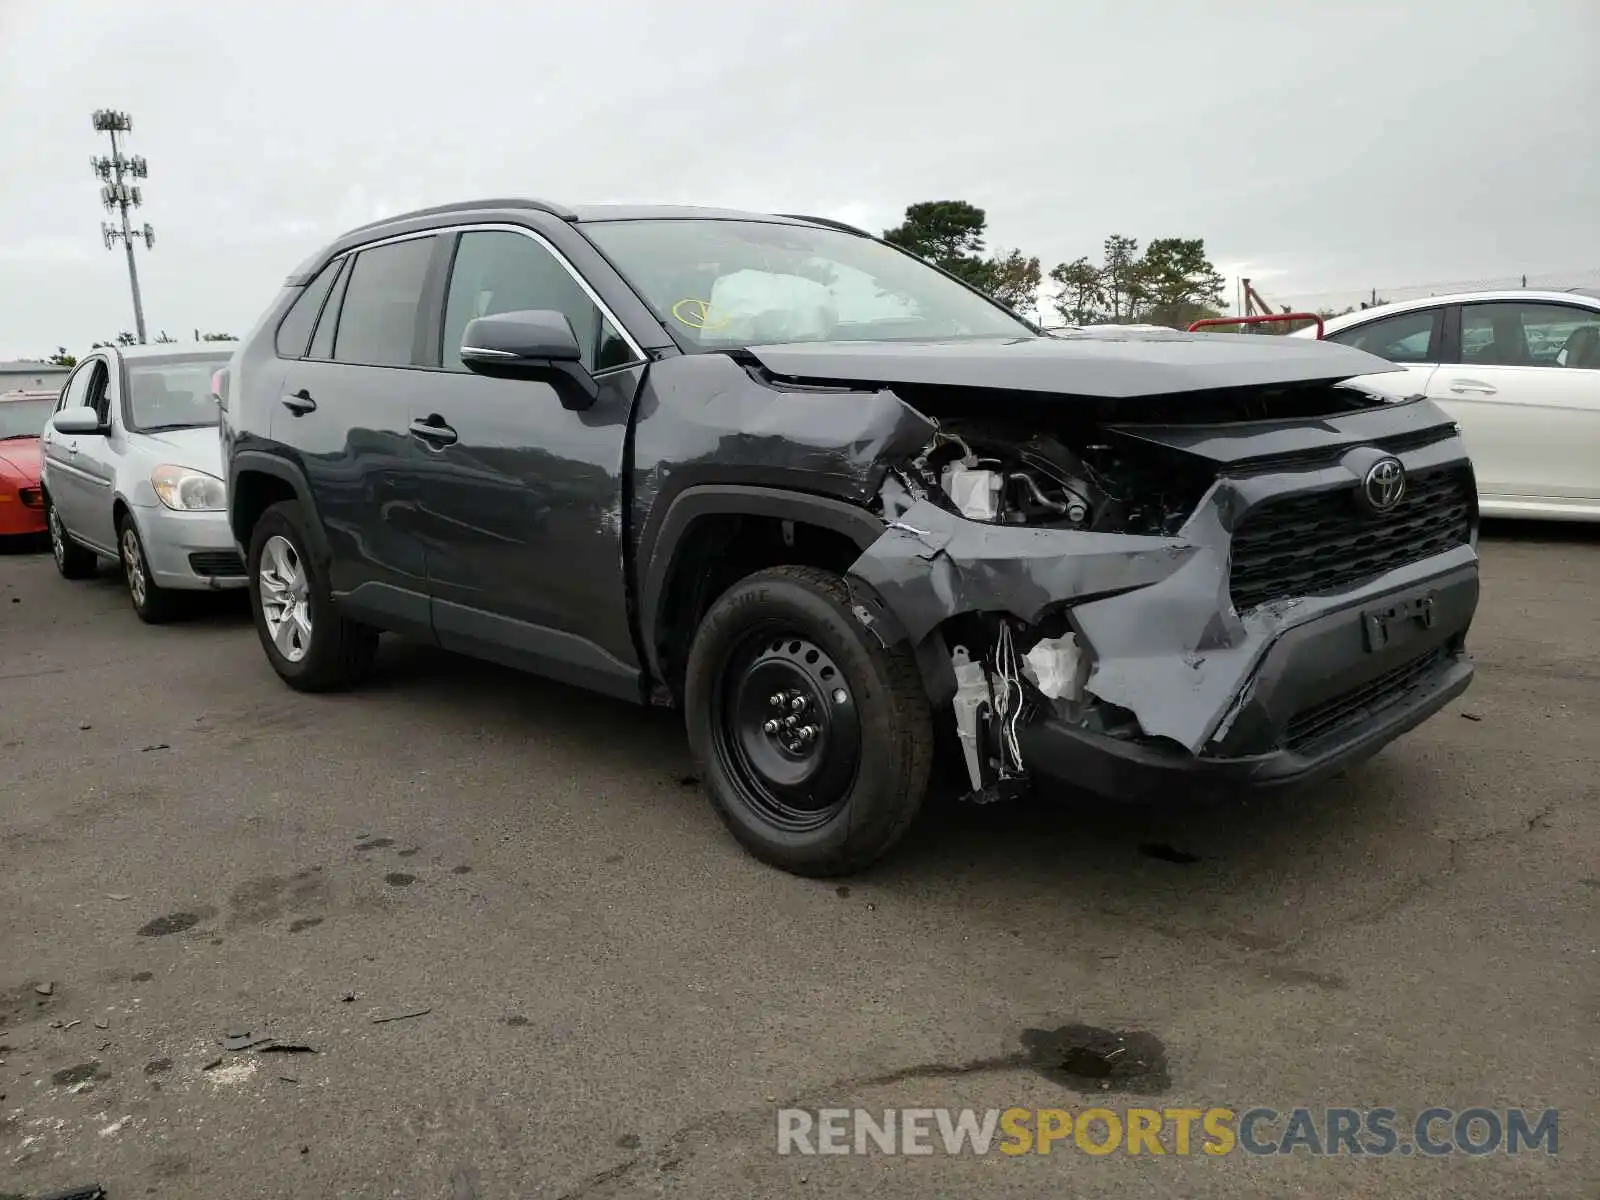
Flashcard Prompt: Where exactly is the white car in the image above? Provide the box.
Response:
[1296,290,1600,522]
[40,343,244,621]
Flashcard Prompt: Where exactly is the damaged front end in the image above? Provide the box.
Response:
[843,384,1480,803]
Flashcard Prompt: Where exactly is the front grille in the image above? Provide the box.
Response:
[1229,466,1474,611]
[17,486,42,509]
[1284,647,1446,752]
[1227,429,1456,477]
[188,550,245,576]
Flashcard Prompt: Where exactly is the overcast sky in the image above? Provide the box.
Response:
[2,0,1596,357]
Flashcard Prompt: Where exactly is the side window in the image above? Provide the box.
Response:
[1326,309,1438,364]
[333,236,437,367]
[440,230,636,374]
[1462,302,1600,369]
[308,257,353,360]
[57,360,96,412]
[275,260,342,359]
[84,361,112,424]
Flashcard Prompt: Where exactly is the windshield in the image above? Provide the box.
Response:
[0,399,53,440]
[583,219,1034,350]
[126,356,228,431]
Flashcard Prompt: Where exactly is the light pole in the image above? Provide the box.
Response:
[90,109,154,344]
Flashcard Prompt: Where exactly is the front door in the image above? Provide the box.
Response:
[43,356,117,552]
[412,227,647,699]
[1323,305,1444,401]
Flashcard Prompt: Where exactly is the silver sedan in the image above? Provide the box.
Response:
[40,343,242,622]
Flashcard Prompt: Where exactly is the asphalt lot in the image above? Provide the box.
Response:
[1,526,1596,1199]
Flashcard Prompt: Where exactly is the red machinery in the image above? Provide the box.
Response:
[1188,277,1325,339]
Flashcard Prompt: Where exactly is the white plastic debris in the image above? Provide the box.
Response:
[950,646,990,790]
[1024,634,1082,701]
[941,465,1002,521]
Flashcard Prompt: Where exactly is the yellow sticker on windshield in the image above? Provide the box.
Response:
[671,298,731,331]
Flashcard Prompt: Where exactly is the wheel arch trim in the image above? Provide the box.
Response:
[639,485,886,683]
[229,452,332,566]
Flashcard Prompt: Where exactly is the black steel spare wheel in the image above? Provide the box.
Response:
[714,630,862,832]
[685,565,934,877]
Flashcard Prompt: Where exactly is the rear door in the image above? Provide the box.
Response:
[1322,305,1445,400]
[275,234,440,637]
[407,224,648,698]
[1424,300,1600,504]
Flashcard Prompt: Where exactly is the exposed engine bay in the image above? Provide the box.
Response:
[870,417,1225,800]
[892,419,1209,539]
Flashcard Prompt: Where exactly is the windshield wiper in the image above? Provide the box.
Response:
[139,422,216,433]
[0,432,39,440]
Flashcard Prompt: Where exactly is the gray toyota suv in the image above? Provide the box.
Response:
[221,198,1480,876]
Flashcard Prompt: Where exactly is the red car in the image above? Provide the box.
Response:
[0,391,54,540]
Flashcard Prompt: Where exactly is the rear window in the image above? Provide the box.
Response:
[276,261,341,359]
[332,237,437,366]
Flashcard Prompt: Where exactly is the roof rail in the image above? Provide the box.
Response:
[776,213,874,238]
[343,196,577,236]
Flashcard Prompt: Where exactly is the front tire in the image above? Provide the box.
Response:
[247,500,377,691]
[685,566,933,877]
[46,496,98,580]
[119,515,181,624]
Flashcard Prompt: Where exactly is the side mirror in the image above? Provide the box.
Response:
[460,309,598,411]
[51,406,106,435]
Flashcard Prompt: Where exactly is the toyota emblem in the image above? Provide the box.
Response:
[1360,457,1407,513]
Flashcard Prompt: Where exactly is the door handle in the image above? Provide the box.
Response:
[1449,381,1497,396]
[409,416,458,447]
[281,389,318,416]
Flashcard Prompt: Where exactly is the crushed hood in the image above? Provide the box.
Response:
[743,332,1401,399]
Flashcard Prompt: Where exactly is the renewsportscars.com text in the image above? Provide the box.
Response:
[776,1106,1559,1157]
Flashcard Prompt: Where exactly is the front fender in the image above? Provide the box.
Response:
[638,483,885,681]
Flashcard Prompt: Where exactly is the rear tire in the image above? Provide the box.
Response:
[247,500,377,692]
[46,496,98,580]
[118,514,181,624]
[685,565,933,877]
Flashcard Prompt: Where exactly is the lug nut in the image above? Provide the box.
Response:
[769,693,785,707]
[799,725,818,742]
[784,715,798,727]
[790,696,806,712]
[763,719,780,734]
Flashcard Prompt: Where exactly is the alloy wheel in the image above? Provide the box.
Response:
[258,534,312,664]
[48,506,65,568]
[121,525,147,608]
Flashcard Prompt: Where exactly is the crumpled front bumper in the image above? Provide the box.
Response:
[1016,650,1472,801]
[848,452,1480,799]
[1016,565,1475,800]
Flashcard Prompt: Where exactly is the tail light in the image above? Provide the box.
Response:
[211,367,230,411]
